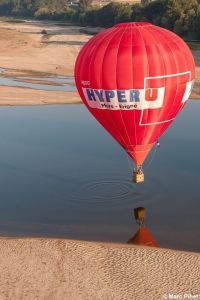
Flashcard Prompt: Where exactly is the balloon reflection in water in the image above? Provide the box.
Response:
[127,207,159,247]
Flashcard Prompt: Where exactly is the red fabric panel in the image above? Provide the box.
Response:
[75,22,195,165]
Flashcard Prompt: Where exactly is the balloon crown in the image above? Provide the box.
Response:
[115,22,151,28]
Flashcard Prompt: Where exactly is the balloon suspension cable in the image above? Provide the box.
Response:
[144,141,160,170]
[134,165,143,173]
[125,154,144,184]
[126,141,160,183]
[126,153,134,173]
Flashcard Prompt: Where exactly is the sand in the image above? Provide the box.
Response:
[0,86,81,106]
[0,238,199,300]
[0,19,91,105]
[0,19,199,105]
[0,20,91,76]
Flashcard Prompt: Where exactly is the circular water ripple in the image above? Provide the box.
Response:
[69,172,164,210]
[70,176,142,208]
[82,180,135,201]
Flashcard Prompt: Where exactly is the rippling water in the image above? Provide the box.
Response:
[0,103,199,252]
[0,67,76,91]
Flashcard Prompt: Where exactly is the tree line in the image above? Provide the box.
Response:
[0,0,200,39]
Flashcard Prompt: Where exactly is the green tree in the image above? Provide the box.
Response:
[34,0,71,19]
[131,3,146,22]
[190,11,200,38]
[95,2,132,27]
[162,0,200,36]
[143,0,167,25]
[0,0,13,15]
[79,0,92,13]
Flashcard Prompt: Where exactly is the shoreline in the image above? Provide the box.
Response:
[0,84,197,106]
[1,235,199,254]
[0,76,198,106]
[0,237,199,299]
[0,86,81,106]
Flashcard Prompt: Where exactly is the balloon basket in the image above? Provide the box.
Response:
[133,171,144,184]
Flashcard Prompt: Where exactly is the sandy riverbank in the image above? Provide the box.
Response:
[0,19,199,105]
[0,20,91,76]
[0,237,199,300]
[0,19,91,105]
[0,86,81,106]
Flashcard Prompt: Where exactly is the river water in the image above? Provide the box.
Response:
[0,102,199,252]
[0,67,76,91]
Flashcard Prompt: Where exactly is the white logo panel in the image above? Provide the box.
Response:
[82,87,165,111]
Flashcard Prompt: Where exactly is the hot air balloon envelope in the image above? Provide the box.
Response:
[75,22,195,178]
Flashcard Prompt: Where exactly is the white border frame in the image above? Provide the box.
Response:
[139,71,191,126]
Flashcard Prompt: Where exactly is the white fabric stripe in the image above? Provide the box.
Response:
[83,87,165,110]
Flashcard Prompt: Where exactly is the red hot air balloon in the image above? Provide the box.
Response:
[75,22,195,183]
